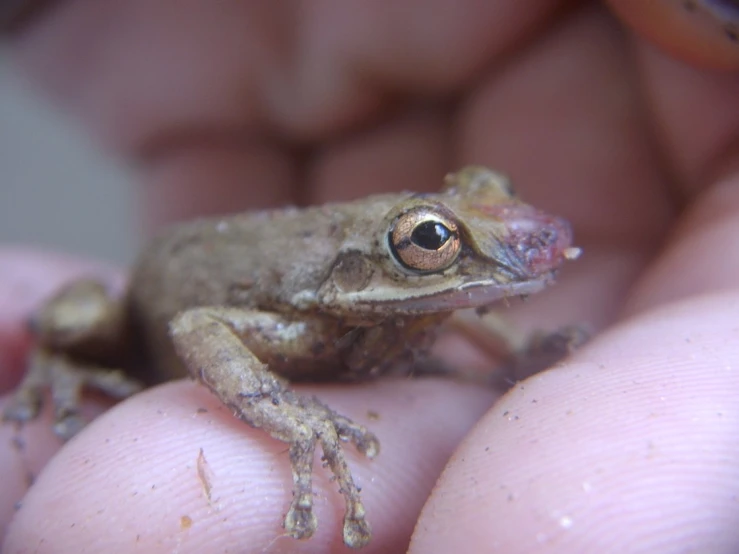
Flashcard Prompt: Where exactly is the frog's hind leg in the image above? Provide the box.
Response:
[3,279,142,439]
[169,307,378,549]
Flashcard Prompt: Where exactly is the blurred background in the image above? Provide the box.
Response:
[0,50,137,264]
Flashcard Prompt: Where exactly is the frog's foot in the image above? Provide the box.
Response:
[498,324,591,384]
[228,387,377,548]
[5,278,141,439]
[299,396,380,458]
[170,307,378,549]
[3,348,142,440]
[281,395,377,548]
[449,311,590,384]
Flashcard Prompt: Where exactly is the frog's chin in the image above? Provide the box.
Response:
[347,273,556,314]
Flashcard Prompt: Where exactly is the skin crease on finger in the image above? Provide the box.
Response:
[2,1,739,554]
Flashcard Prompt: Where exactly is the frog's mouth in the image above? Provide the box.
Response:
[347,272,557,314]
[389,274,555,311]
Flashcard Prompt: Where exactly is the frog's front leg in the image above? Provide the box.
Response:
[169,307,379,549]
[450,310,589,383]
[3,280,143,439]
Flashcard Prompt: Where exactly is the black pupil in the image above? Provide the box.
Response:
[411,221,452,250]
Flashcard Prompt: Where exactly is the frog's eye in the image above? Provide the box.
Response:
[389,208,461,272]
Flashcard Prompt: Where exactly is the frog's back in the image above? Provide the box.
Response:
[135,208,351,304]
[126,204,354,380]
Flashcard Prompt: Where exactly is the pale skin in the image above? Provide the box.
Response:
[2,1,739,553]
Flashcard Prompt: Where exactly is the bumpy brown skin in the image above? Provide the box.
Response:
[3,166,577,549]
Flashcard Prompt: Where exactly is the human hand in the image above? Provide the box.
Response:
[2,1,739,552]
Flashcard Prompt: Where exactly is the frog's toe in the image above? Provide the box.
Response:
[345,426,380,459]
[284,492,318,540]
[84,368,144,398]
[3,390,42,424]
[52,411,87,440]
[4,348,142,440]
[309,413,374,548]
[343,509,372,550]
[329,412,380,459]
[3,361,44,427]
[2,374,88,441]
[500,323,591,383]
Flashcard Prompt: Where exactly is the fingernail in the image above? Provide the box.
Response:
[607,0,739,70]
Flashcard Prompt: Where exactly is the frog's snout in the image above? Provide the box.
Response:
[512,214,576,275]
[487,205,578,278]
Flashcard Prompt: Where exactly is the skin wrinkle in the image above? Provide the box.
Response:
[3,1,739,552]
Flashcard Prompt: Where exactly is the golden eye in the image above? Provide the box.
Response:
[389,208,461,272]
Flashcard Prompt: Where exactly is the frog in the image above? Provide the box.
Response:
[3,166,580,549]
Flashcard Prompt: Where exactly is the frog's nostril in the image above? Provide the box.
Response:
[475,202,576,277]
[511,216,574,275]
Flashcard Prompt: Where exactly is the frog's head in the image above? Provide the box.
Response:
[314,166,580,316]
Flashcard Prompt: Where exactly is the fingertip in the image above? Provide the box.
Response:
[0,391,115,543]
[411,294,739,552]
[3,378,495,552]
[0,402,60,541]
[3,381,290,553]
[607,0,739,70]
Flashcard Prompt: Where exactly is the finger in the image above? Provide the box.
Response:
[606,0,739,70]
[410,163,739,552]
[3,378,495,553]
[456,5,675,332]
[0,393,110,540]
[411,292,739,553]
[625,171,739,315]
[633,39,739,194]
